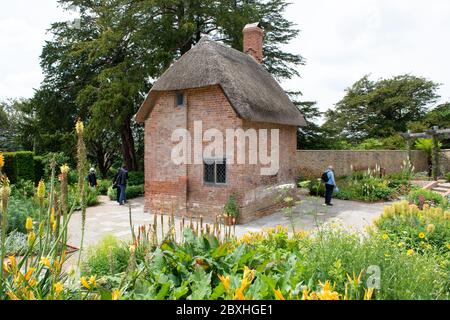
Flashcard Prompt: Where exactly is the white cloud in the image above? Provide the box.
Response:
[282,0,450,117]
[0,0,72,99]
[1,0,449,120]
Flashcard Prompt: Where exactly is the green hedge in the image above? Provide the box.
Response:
[33,156,45,183]
[127,171,144,186]
[2,152,45,184]
[108,184,144,201]
[2,152,34,184]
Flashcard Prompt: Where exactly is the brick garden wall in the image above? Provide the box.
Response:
[440,149,450,174]
[296,150,429,178]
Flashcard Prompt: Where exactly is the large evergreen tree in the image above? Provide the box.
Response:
[23,0,304,171]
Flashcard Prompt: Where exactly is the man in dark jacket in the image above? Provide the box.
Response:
[114,165,129,205]
[87,168,97,188]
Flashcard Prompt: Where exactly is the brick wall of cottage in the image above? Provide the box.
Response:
[144,85,298,222]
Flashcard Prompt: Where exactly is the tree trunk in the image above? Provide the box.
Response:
[120,115,138,171]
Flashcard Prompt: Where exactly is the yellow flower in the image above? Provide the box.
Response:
[111,288,121,300]
[88,275,97,287]
[80,276,90,289]
[24,268,35,281]
[407,249,414,256]
[53,260,61,272]
[40,256,51,268]
[398,242,405,247]
[364,288,374,300]
[60,164,70,174]
[2,262,10,273]
[242,266,255,283]
[25,217,33,232]
[6,291,19,300]
[8,255,17,270]
[418,232,426,239]
[382,233,389,240]
[50,208,56,225]
[38,221,45,237]
[446,243,450,250]
[75,120,84,135]
[301,288,311,300]
[54,282,64,295]
[233,287,245,300]
[283,197,294,203]
[36,180,45,199]
[28,231,36,247]
[317,281,340,300]
[29,278,37,287]
[218,275,230,291]
[0,153,4,169]
[273,289,286,300]
[426,224,435,233]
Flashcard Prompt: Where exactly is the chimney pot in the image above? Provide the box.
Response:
[243,22,264,63]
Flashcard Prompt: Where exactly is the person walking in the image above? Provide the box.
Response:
[87,168,97,188]
[114,165,129,205]
[322,165,339,206]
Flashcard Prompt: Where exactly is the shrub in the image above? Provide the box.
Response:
[108,184,144,200]
[11,179,35,200]
[307,177,406,202]
[2,151,35,184]
[224,194,240,218]
[3,231,28,255]
[408,189,448,209]
[68,185,99,210]
[6,196,38,234]
[97,179,112,195]
[127,171,144,186]
[374,201,450,254]
[114,226,448,300]
[33,156,45,183]
[81,235,131,276]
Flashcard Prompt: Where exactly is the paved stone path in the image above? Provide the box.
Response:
[67,196,390,252]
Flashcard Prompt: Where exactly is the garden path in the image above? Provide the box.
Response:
[67,196,389,255]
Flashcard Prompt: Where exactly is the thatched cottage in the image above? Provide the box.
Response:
[135,23,305,223]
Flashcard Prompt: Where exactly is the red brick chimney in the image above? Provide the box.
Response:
[243,22,264,63]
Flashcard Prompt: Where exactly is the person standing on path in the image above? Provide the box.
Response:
[115,165,129,205]
[322,165,339,206]
[87,168,97,188]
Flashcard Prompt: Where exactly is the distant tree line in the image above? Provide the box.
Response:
[296,74,450,150]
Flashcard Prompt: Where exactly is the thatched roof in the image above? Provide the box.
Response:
[135,37,306,127]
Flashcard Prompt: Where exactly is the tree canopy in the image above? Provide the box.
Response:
[323,75,441,144]
[12,0,304,174]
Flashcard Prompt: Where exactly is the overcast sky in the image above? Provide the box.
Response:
[1,0,449,116]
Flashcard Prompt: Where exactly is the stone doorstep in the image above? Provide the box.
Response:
[432,187,450,193]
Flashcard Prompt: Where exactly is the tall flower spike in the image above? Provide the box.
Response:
[37,180,45,200]
[26,217,33,232]
[0,153,4,169]
[60,164,70,174]
[75,120,84,135]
